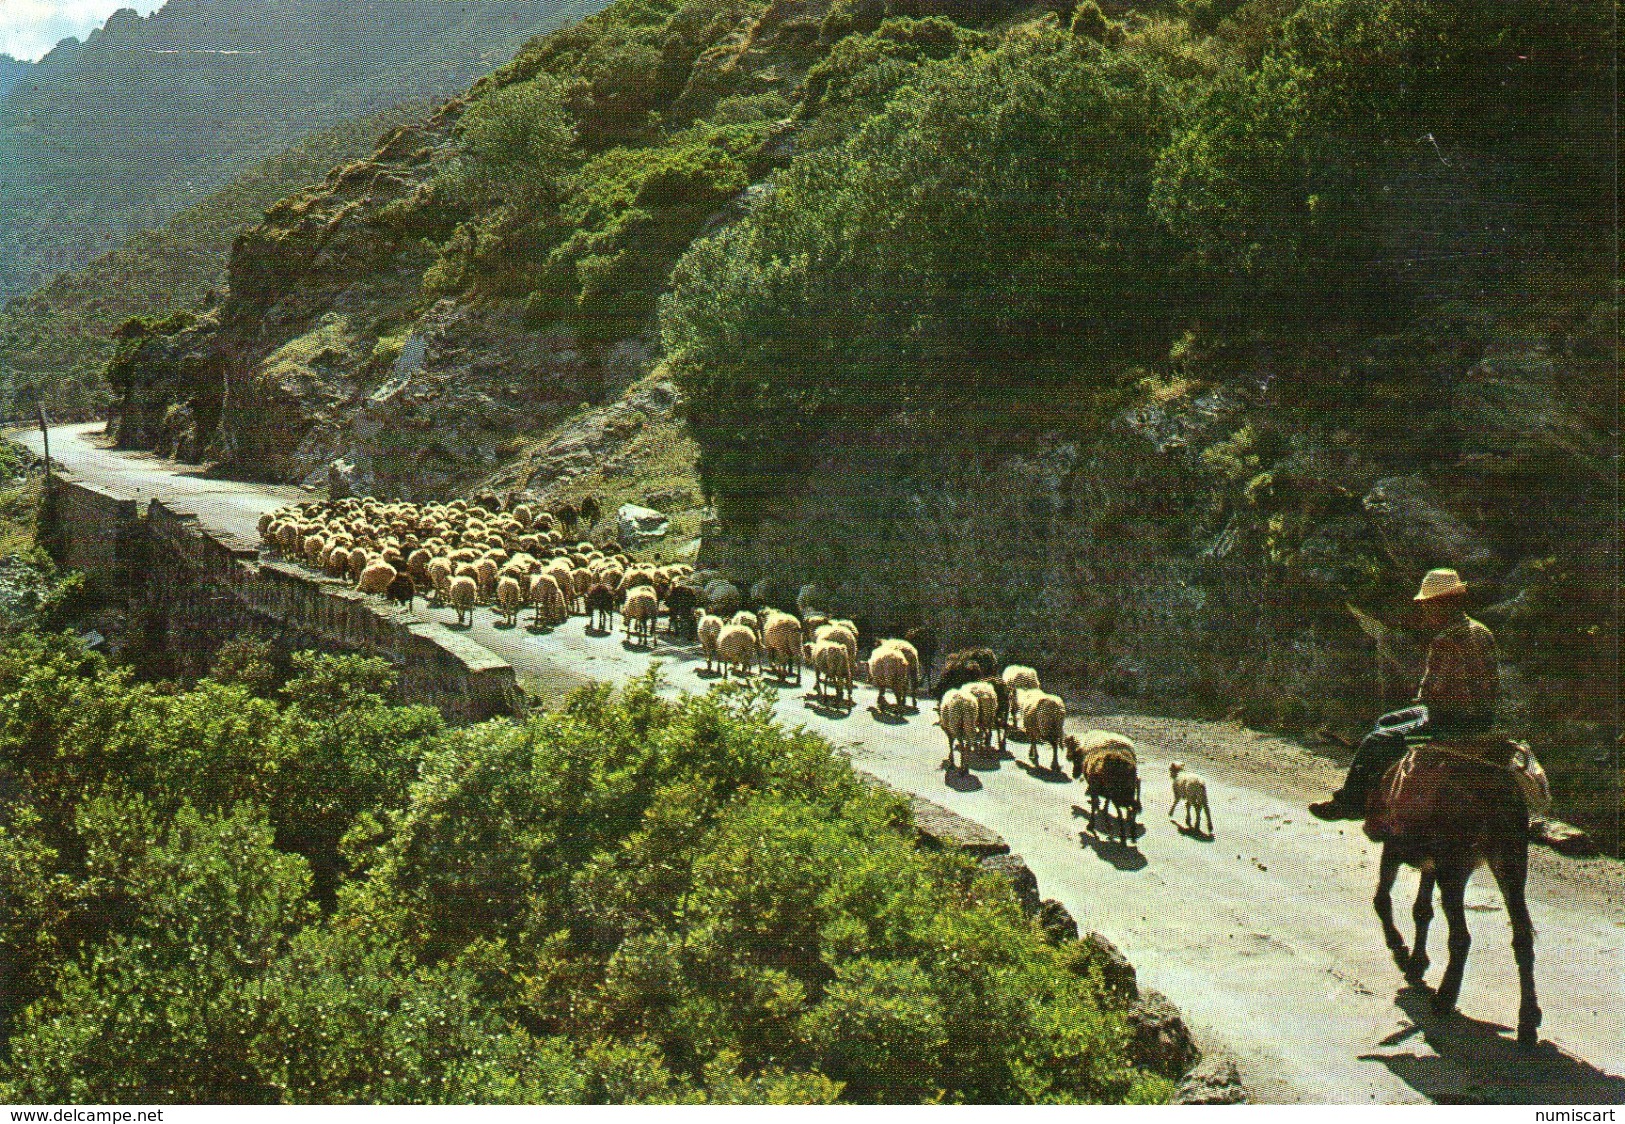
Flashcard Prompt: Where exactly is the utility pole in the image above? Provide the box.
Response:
[36,398,51,483]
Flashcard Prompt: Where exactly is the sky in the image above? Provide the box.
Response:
[1,1,162,62]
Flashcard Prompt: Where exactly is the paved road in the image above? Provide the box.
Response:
[14,421,1625,1105]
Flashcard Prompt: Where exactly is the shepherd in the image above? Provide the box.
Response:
[1310,568,1497,820]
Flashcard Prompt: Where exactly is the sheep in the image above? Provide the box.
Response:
[815,621,859,672]
[715,623,758,680]
[730,609,760,635]
[448,575,478,627]
[937,686,980,776]
[868,644,913,715]
[761,611,803,685]
[874,638,920,707]
[695,610,725,674]
[494,575,523,627]
[1001,665,1040,727]
[347,547,369,584]
[357,559,396,597]
[805,638,853,707]
[1018,689,1067,772]
[964,679,1001,754]
[426,558,452,604]
[935,647,999,700]
[704,580,743,620]
[528,572,567,628]
[622,586,661,648]
[1168,761,1213,835]
[903,627,937,693]
[578,494,601,528]
[386,570,416,610]
[1067,731,1142,847]
[663,583,701,639]
[585,583,617,633]
[474,557,498,603]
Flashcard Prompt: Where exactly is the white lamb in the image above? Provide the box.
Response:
[1168,761,1213,835]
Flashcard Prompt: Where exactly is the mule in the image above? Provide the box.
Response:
[1367,744,1540,1048]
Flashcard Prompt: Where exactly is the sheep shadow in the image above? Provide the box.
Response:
[1173,820,1216,843]
[693,666,724,681]
[1361,987,1625,1104]
[1072,802,1148,845]
[620,639,658,654]
[964,747,1004,772]
[493,620,519,631]
[584,624,613,638]
[1016,758,1073,784]
[942,767,983,792]
[804,696,855,719]
[524,623,555,636]
[1074,824,1149,871]
[865,706,910,725]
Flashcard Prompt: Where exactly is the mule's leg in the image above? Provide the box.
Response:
[1406,869,1435,985]
[1374,847,1411,972]
[1489,847,1541,1048]
[1432,865,1472,1016]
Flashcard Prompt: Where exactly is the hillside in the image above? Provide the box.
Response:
[0,0,612,304]
[100,0,1619,847]
[0,102,433,421]
[0,55,29,99]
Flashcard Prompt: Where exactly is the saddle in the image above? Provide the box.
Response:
[1364,736,1546,843]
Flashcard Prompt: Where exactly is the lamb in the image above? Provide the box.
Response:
[805,638,853,707]
[695,610,725,674]
[1067,731,1142,847]
[622,586,661,648]
[386,570,416,610]
[868,644,913,715]
[357,559,397,597]
[936,686,980,775]
[715,622,758,680]
[495,575,524,627]
[585,583,617,633]
[1168,761,1213,835]
[448,574,478,627]
[1018,689,1067,772]
[760,611,803,684]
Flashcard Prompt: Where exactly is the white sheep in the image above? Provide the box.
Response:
[695,610,725,674]
[875,638,920,706]
[495,575,524,627]
[867,645,913,714]
[357,559,396,596]
[805,638,852,707]
[1018,689,1067,772]
[623,586,661,648]
[1001,664,1040,726]
[715,622,758,679]
[761,611,804,684]
[937,686,980,775]
[1168,761,1213,835]
[448,574,478,627]
[964,679,1001,753]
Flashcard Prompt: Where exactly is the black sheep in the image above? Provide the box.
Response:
[585,583,617,633]
[934,647,1000,701]
[904,626,937,692]
[578,494,601,528]
[386,571,416,610]
[663,584,700,639]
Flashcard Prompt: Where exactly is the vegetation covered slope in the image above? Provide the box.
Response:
[0,103,434,420]
[0,639,1172,1103]
[0,0,611,305]
[97,0,1619,847]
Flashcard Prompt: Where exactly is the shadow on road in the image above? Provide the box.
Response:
[866,706,910,726]
[1361,987,1625,1104]
[1016,759,1072,784]
[1074,827,1148,871]
[943,768,983,793]
[1174,821,1216,843]
[804,697,854,720]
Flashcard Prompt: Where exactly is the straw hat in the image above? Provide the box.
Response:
[1413,568,1468,602]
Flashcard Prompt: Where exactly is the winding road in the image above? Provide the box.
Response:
[14,422,1625,1105]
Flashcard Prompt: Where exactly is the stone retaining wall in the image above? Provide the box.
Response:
[45,476,518,721]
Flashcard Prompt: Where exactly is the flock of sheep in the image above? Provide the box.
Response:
[258,494,1214,847]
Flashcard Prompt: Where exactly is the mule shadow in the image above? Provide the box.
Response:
[943,767,983,793]
[1361,987,1625,1104]
[1073,825,1148,871]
